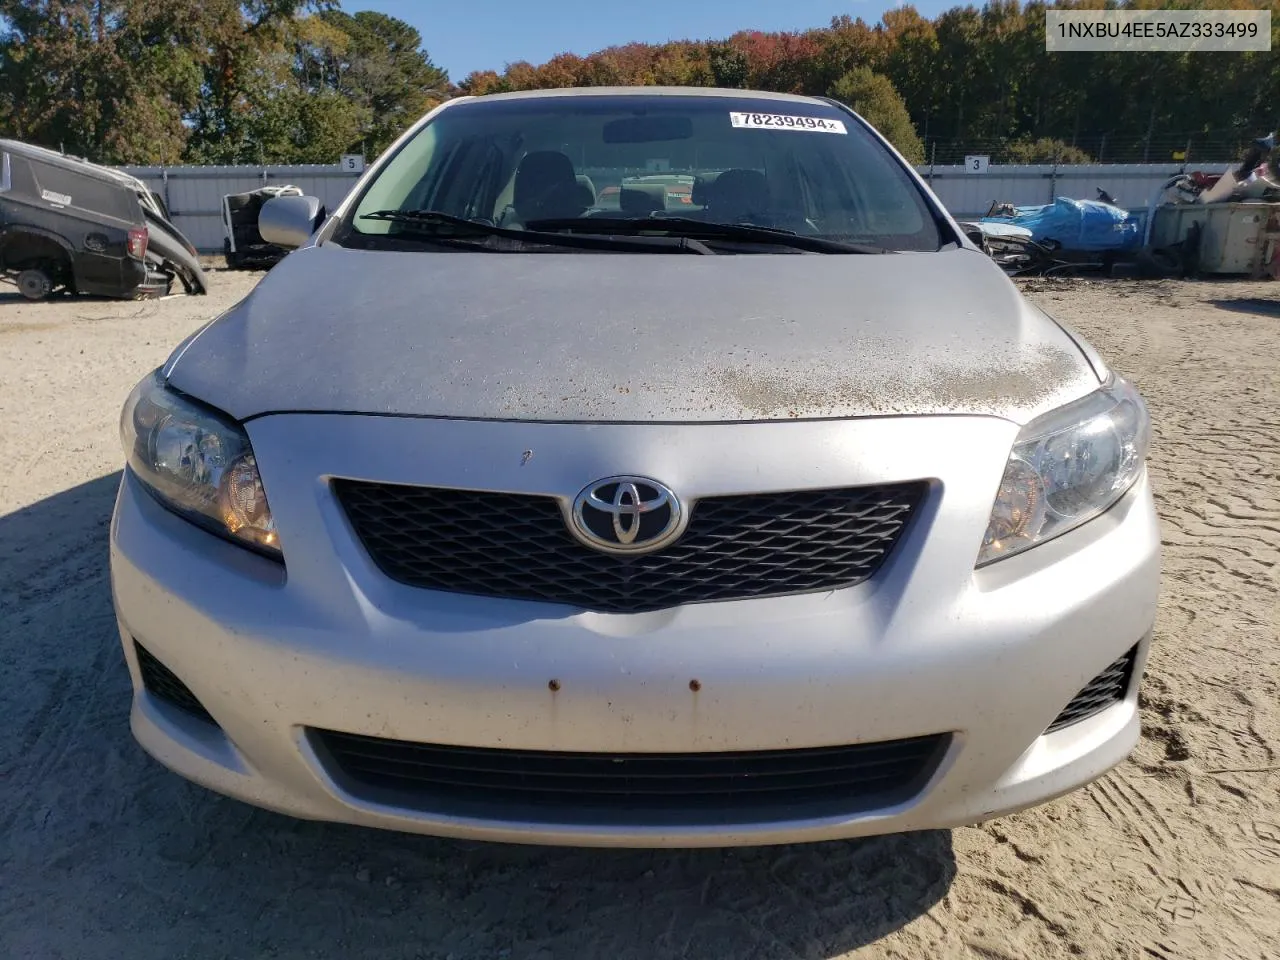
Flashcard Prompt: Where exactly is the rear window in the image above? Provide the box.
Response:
[350,94,942,251]
[30,161,137,223]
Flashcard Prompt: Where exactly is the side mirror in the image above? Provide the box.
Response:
[259,194,323,250]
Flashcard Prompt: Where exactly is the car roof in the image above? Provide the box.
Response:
[0,138,145,193]
[453,86,833,107]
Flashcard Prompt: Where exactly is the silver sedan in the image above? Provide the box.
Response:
[110,87,1160,847]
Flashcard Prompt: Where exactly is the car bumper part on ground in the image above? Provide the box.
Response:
[110,412,1161,847]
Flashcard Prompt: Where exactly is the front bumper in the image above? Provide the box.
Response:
[110,413,1161,847]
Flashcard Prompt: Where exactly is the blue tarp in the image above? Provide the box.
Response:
[981,197,1144,252]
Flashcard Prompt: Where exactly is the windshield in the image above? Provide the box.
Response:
[344,93,944,252]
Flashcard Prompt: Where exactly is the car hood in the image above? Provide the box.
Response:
[165,244,1100,424]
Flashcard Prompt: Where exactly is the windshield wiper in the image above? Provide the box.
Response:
[358,209,714,254]
[526,216,891,254]
[354,210,505,251]
[361,209,503,234]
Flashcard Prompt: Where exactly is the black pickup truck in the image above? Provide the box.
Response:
[0,139,206,300]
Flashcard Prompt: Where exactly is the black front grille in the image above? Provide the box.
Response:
[1046,646,1137,734]
[312,730,950,824]
[134,642,216,725]
[334,480,925,614]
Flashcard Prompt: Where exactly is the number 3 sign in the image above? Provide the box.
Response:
[965,155,990,174]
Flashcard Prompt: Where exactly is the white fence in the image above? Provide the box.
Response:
[120,161,1234,252]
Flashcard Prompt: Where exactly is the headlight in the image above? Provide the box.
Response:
[121,370,280,558]
[978,376,1149,565]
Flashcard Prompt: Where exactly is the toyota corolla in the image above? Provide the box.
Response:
[110,87,1160,847]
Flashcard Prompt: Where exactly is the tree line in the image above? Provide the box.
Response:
[459,0,1280,164]
[2,1,1277,168]
[0,0,449,164]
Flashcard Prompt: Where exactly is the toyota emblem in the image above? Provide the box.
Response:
[569,476,685,554]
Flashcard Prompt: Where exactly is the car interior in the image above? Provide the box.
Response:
[491,146,774,227]
[350,104,937,248]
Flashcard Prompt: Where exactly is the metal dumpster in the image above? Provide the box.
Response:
[1150,201,1280,277]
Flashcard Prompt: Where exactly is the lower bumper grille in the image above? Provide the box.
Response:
[134,642,216,725]
[312,730,950,824]
[1047,646,1138,734]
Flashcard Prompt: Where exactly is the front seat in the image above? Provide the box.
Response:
[575,175,597,209]
[703,168,771,224]
[512,151,587,224]
[619,182,666,216]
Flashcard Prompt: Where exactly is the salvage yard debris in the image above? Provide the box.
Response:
[222,185,313,270]
[0,139,207,301]
[971,130,1280,279]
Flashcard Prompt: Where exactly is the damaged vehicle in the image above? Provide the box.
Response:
[111,88,1159,848]
[222,185,313,270]
[975,196,1145,277]
[0,139,206,300]
[135,181,208,296]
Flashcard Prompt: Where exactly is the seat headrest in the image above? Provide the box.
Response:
[619,182,666,216]
[690,172,722,206]
[514,151,585,222]
[516,151,576,191]
[704,168,770,221]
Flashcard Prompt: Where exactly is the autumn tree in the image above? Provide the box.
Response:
[466,1,1278,162]
[458,70,505,96]
[816,15,883,92]
[0,0,445,164]
[5,0,1279,167]
[308,9,449,158]
[652,42,712,87]
[534,52,587,88]
[1001,137,1093,164]
[829,67,924,163]
[0,0,203,163]
[731,31,822,94]
[879,7,938,137]
[502,61,540,91]
[707,43,748,89]
[182,0,328,163]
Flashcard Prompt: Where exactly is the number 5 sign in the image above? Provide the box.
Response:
[340,154,365,173]
[965,155,990,174]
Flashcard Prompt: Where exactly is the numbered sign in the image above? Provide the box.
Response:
[340,154,365,173]
[965,155,990,174]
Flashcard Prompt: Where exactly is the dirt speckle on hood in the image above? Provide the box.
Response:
[712,343,1086,420]
[163,247,1098,424]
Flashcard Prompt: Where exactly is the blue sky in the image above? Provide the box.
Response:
[343,1,956,82]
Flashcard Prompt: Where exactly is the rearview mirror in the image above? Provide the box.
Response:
[603,116,693,144]
[259,194,323,250]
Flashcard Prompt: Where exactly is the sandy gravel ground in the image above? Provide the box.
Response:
[0,271,1277,960]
